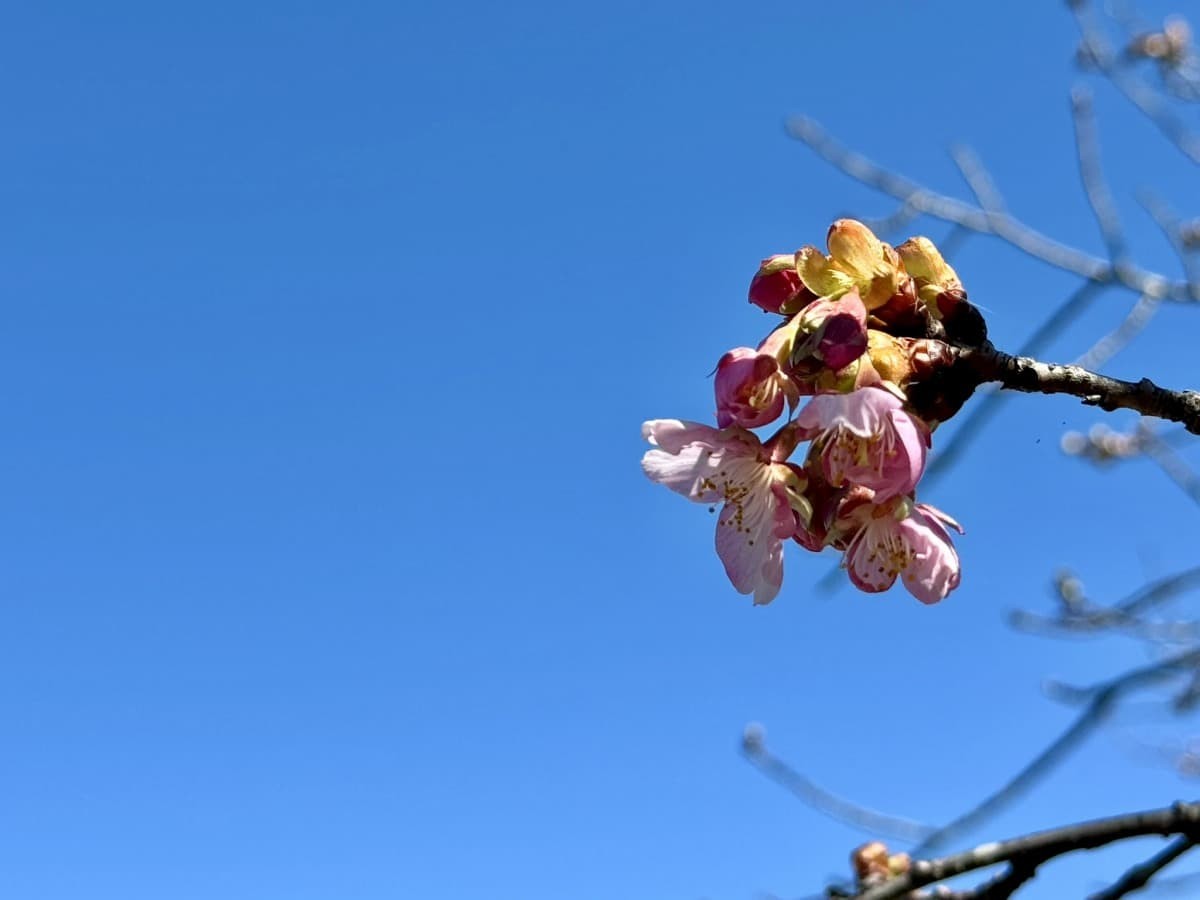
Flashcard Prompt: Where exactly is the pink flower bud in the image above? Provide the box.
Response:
[714,347,786,429]
[791,289,869,371]
[748,254,813,314]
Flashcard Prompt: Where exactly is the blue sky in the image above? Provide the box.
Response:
[2,2,1200,898]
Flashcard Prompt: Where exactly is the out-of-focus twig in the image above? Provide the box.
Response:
[1138,190,1200,300]
[909,649,1200,857]
[784,116,1185,301]
[1010,565,1200,643]
[739,726,935,843]
[1139,429,1200,507]
[1071,88,1128,265]
[1073,292,1161,372]
[1072,2,1200,165]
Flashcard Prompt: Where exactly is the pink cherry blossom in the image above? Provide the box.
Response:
[795,386,928,500]
[641,420,810,605]
[841,497,963,604]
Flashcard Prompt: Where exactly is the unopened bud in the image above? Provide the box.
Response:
[749,255,813,314]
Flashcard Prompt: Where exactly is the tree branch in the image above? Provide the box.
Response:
[949,343,1200,434]
[1088,834,1199,900]
[855,802,1200,900]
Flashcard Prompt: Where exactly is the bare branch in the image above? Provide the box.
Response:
[950,342,1200,434]
[1073,292,1161,372]
[950,145,1008,223]
[1072,3,1200,165]
[1137,190,1200,299]
[855,802,1200,900]
[1088,834,1200,900]
[926,280,1110,482]
[909,649,1200,857]
[1137,428,1200,506]
[784,116,1185,301]
[1071,87,1128,265]
[740,728,935,843]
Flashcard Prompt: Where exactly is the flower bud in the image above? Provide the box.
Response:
[714,347,786,429]
[852,842,891,885]
[791,289,869,371]
[795,220,906,310]
[866,330,913,387]
[897,236,959,289]
[748,254,814,314]
[934,288,988,346]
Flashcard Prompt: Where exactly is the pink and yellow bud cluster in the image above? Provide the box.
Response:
[643,219,982,606]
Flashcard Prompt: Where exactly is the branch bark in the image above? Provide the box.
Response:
[855,802,1200,900]
[950,343,1200,434]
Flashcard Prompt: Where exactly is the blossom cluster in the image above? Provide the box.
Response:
[642,219,981,606]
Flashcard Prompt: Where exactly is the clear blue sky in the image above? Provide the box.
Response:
[2,2,1199,898]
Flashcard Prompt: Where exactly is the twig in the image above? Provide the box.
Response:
[951,342,1200,434]
[1010,564,1200,641]
[910,649,1200,857]
[1071,4,1200,165]
[1138,429,1200,506]
[784,116,1184,301]
[926,281,1109,482]
[950,145,1007,224]
[1088,834,1199,900]
[1071,88,1128,265]
[1073,292,1161,372]
[1137,190,1200,300]
[860,201,921,239]
[856,802,1200,900]
[740,736,935,842]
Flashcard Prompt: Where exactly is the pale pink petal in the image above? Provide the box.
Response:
[843,521,900,593]
[641,445,725,502]
[898,512,961,604]
[715,483,783,605]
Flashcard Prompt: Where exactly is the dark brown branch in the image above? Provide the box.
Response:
[925,280,1109,482]
[949,343,1200,434]
[855,802,1200,900]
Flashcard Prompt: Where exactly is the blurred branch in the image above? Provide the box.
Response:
[739,727,935,843]
[909,648,1200,857]
[1137,191,1200,298]
[1073,292,1160,372]
[1071,2,1200,164]
[784,116,1186,301]
[1139,429,1200,506]
[1071,88,1128,265]
[1010,564,1200,640]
